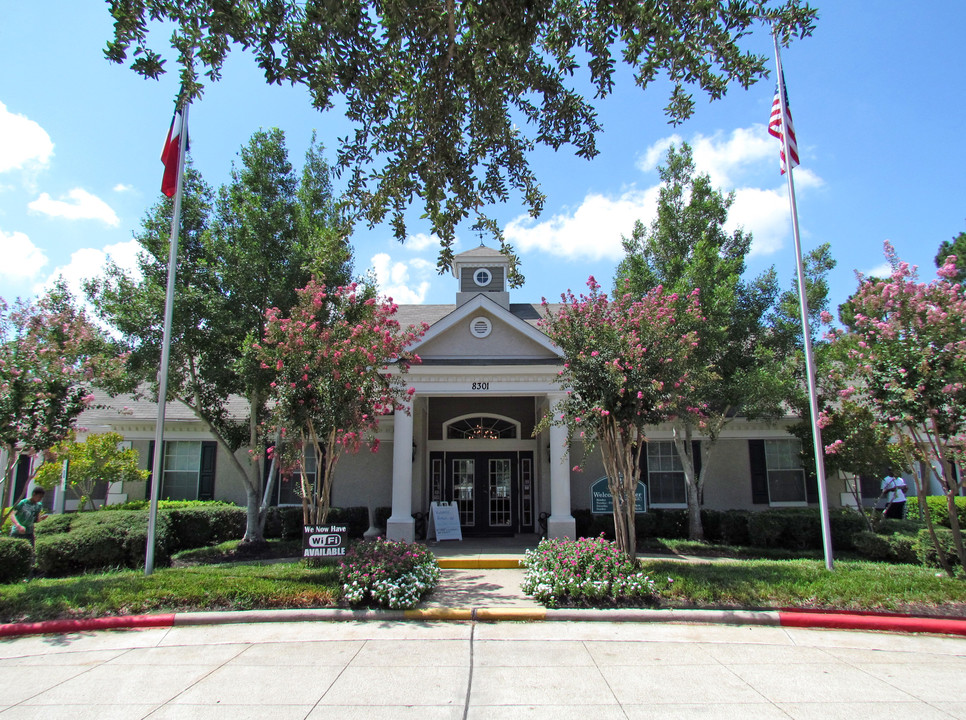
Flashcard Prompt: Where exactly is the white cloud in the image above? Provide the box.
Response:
[112,183,134,193]
[505,187,661,262]
[860,262,892,280]
[0,228,48,281]
[637,134,684,173]
[404,233,437,251]
[0,101,54,175]
[726,187,793,257]
[690,127,774,187]
[370,252,431,304]
[512,124,824,264]
[37,238,143,300]
[28,188,120,226]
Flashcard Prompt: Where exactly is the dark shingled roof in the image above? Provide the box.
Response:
[394,302,561,332]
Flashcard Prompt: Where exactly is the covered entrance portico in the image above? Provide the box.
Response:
[385,384,574,543]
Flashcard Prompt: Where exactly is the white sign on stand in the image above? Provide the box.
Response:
[427,501,463,542]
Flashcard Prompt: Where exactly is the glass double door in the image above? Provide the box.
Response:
[431,451,534,535]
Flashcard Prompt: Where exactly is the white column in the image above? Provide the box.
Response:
[547,393,575,539]
[386,400,415,542]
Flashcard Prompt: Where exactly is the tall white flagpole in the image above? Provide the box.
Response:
[146,100,189,576]
[772,30,834,571]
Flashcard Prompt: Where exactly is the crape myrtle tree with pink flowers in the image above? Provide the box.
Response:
[0,280,121,523]
[828,243,966,574]
[258,279,427,525]
[539,278,703,559]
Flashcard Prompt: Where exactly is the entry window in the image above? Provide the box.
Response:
[277,447,317,505]
[765,439,807,504]
[647,441,686,506]
[162,441,201,500]
[488,459,512,527]
[453,459,475,526]
[446,416,518,440]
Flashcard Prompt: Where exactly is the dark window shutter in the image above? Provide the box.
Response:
[748,439,769,504]
[198,441,217,501]
[145,441,155,501]
[692,440,703,505]
[805,467,819,504]
[640,440,650,504]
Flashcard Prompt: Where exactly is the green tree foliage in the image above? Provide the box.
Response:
[614,143,781,541]
[34,432,148,511]
[935,230,966,284]
[538,277,702,559]
[257,280,426,525]
[103,0,817,282]
[87,129,352,543]
[0,281,119,522]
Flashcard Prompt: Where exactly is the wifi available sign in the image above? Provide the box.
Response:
[302,525,349,559]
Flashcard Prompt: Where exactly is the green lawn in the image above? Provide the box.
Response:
[0,561,340,624]
[647,558,966,615]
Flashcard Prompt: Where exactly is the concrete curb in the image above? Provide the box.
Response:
[2,606,965,638]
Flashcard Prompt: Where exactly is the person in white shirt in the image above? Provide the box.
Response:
[880,475,907,519]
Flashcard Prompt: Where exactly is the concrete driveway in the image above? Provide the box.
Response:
[1,620,964,719]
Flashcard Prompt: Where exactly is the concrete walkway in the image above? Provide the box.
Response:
[1,620,964,718]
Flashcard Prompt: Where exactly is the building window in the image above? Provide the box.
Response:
[647,441,687,506]
[162,441,202,501]
[473,268,492,287]
[446,415,519,440]
[276,447,317,506]
[764,439,807,504]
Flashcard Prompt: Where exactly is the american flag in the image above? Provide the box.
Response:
[768,77,799,175]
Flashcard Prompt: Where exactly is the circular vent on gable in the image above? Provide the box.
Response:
[469,316,492,339]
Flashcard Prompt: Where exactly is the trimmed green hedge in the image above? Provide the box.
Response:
[907,496,966,530]
[262,506,370,540]
[34,511,173,576]
[0,537,33,583]
[574,506,866,552]
[915,528,962,570]
[852,531,918,564]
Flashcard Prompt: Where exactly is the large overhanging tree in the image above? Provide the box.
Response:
[829,243,966,574]
[257,279,427,525]
[614,142,782,541]
[87,129,352,544]
[539,277,702,559]
[103,0,817,283]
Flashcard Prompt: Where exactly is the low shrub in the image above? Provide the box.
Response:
[338,538,440,609]
[520,535,662,607]
[852,531,918,564]
[35,514,74,535]
[34,512,172,576]
[910,496,966,531]
[165,506,246,553]
[264,506,370,540]
[748,511,787,548]
[915,528,962,570]
[100,499,238,512]
[0,536,33,583]
[700,510,751,546]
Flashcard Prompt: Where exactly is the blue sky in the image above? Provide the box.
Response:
[1,2,964,318]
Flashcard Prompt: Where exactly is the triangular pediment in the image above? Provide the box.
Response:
[410,294,562,363]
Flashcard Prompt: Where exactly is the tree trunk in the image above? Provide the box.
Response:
[672,425,704,542]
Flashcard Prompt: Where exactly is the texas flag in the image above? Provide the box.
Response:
[160,106,187,198]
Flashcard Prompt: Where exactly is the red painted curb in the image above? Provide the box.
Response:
[779,611,966,636]
[0,614,175,638]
